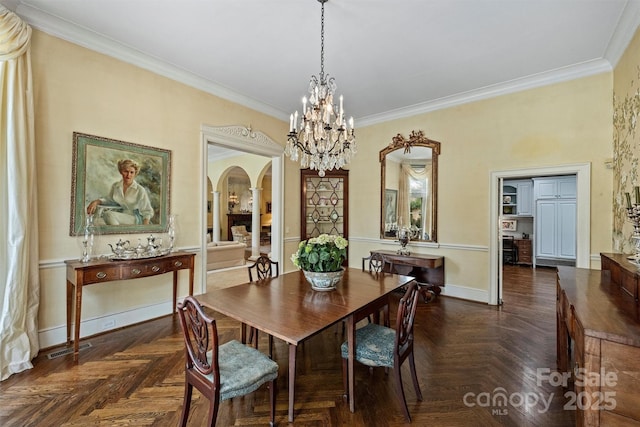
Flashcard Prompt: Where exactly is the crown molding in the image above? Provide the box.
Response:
[357,59,612,127]
[604,0,640,67]
[15,2,288,122]
[15,1,639,129]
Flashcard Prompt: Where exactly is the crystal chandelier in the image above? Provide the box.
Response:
[285,0,356,177]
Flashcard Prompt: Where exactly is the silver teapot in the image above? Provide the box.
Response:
[108,239,130,256]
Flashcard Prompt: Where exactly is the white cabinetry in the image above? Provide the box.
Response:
[502,179,533,216]
[534,176,576,199]
[533,176,576,261]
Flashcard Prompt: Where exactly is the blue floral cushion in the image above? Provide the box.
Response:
[340,323,395,368]
[206,340,278,401]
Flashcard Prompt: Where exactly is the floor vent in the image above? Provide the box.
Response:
[47,342,92,359]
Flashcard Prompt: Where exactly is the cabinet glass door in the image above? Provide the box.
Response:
[301,169,348,240]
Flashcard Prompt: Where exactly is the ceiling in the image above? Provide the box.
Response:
[4,0,640,127]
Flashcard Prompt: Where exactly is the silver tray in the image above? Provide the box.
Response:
[109,248,171,261]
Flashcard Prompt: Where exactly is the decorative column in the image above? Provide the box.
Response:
[250,187,261,259]
[212,191,220,243]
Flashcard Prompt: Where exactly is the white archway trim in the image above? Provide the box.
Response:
[200,124,284,294]
[202,125,283,156]
[488,163,591,305]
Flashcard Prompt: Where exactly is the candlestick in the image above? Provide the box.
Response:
[635,186,640,205]
[626,192,632,209]
[289,114,293,132]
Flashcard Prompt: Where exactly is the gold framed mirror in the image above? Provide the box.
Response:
[380,130,440,243]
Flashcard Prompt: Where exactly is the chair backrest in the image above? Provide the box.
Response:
[394,281,420,356]
[363,252,390,273]
[177,296,220,396]
[248,255,279,282]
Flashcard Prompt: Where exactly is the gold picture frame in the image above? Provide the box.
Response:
[70,132,171,236]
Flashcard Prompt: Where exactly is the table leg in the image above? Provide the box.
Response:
[241,323,247,344]
[172,271,178,313]
[347,315,356,412]
[66,280,73,346]
[73,283,83,362]
[288,344,297,422]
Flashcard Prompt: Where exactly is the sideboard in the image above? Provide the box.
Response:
[557,265,640,426]
[369,249,444,299]
[65,251,195,361]
[600,252,640,302]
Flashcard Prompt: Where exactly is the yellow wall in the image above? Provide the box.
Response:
[33,24,618,346]
[32,31,288,346]
[346,73,613,292]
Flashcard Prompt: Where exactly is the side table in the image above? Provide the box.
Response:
[370,249,444,300]
[65,251,195,361]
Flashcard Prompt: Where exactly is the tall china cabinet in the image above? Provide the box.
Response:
[300,169,348,241]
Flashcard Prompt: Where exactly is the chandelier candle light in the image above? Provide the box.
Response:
[285,0,356,177]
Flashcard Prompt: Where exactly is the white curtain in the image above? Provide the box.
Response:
[0,6,40,381]
[399,162,431,236]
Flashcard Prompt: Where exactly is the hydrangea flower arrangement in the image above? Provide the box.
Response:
[291,233,348,272]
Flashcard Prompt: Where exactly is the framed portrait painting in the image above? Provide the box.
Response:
[70,132,172,236]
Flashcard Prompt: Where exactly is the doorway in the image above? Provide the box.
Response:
[200,125,283,294]
[489,163,591,305]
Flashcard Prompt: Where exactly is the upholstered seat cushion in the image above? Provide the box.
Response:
[207,340,278,401]
[340,323,395,368]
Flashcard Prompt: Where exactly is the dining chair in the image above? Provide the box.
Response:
[177,296,278,427]
[341,280,422,422]
[362,251,392,273]
[361,252,390,327]
[247,255,279,357]
[247,255,279,282]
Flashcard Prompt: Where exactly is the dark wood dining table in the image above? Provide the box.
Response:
[196,267,414,422]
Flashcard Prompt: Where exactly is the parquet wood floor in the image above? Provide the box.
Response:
[0,265,575,426]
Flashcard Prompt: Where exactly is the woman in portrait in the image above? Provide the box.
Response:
[86,159,154,225]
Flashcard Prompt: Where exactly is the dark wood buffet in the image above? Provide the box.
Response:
[600,252,640,302]
[556,257,640,426]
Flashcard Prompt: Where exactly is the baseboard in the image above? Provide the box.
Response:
[440,283,488,304]
[536,257,576,267]
[38,300,177,350]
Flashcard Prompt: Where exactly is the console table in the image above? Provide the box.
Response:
[600,252,640,302]
[370,249,444,298]
[65,251,195,361]
[557,266,640,425]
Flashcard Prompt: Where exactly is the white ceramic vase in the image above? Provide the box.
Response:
[303,268,344,291]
